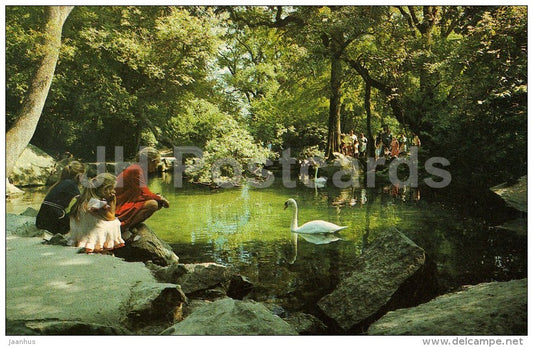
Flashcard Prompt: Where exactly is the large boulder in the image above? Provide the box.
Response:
[491,176,527,235]
[283,312,328,335]
[112,223,179,266]
[317,228,438,333]
[491,175,527,213]
[160,298,298,335]
[6,236,161,334]
[6,213,44,237]
[124,282,187,333]
[9,144,56,187]
[368,279,527,335]
[6,214,193,335]
[147,262,254,300]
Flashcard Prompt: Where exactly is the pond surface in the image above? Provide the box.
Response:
[143,173,527,312]
[7,172,526,313]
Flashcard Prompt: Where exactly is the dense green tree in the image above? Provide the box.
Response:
[6,6,73,175]
[216,7,330,155]
[5,5,526,193]
[274,6,386,157]
[26,6,220,160]
[437,6,527,191]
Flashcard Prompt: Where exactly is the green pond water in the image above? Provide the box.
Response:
[7,172,526,313]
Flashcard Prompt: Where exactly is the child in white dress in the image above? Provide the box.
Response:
[69,173,125,253]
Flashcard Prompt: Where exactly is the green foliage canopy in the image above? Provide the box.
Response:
[6,5,526,192]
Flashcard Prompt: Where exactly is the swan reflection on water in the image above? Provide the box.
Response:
[298,233,342,244]
[289,232,342,264]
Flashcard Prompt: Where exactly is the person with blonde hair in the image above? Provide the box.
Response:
[69,173,125,253]
[115,147,169,232]
[36,160,86,234]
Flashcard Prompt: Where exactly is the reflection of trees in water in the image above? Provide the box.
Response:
[178,235,359,313]
[168,180,525,313]
[361,188,374,255]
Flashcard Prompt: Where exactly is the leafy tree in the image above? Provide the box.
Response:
[6,6,73,175]
[436,6,527,191]
[185,115,273,187]
[29,6,220,160]
[6,5,526,196]
[287,6,387,157]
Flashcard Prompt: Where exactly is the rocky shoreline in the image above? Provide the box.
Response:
[6,145,527,335]
[6,210,527,336]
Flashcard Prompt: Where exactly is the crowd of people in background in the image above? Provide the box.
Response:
[341,125,421,160]
[341,130,368,158]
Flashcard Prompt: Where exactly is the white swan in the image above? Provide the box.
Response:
[313,167,327,188]
[284,198,348,234]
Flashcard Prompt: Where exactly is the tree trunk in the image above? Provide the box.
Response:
[364,81,375,157]
[6,6,74,177]
[414,6,438,144]
[325,52,343,159]
[347,58,415,135]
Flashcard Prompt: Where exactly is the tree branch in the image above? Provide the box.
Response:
[395,6,417,37]
[225,6,304,28]
[345,57,413,129]
[395,6,414,29]
[408,6,422,31]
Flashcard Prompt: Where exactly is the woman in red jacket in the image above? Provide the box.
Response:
[115,147,169,232]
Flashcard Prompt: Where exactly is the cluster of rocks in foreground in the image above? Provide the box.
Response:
[6,210,527,336]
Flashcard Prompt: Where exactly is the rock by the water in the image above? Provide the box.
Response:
[9,144,56,187]
[6,236,160,334]
[160,298,298,335]
[368,279,527,335]
[147,262,253,300]
[491,175,527,213]
[263,302,288,318]
[6,178,24,196]
[6,319,131,335]
[284,312,328,335]
[20,207,39,217]
[147,262,189,283]
[175,263,233,295]
[227,274,254,300]
[317,227,438,332]
[112,223,179,266]
[6,213,44,237]
[125,282,187,330]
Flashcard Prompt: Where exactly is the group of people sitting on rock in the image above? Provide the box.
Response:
[35,147,170,254]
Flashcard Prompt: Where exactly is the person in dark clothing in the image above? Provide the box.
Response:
[36,161,86,234]
[381,126,393,156]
